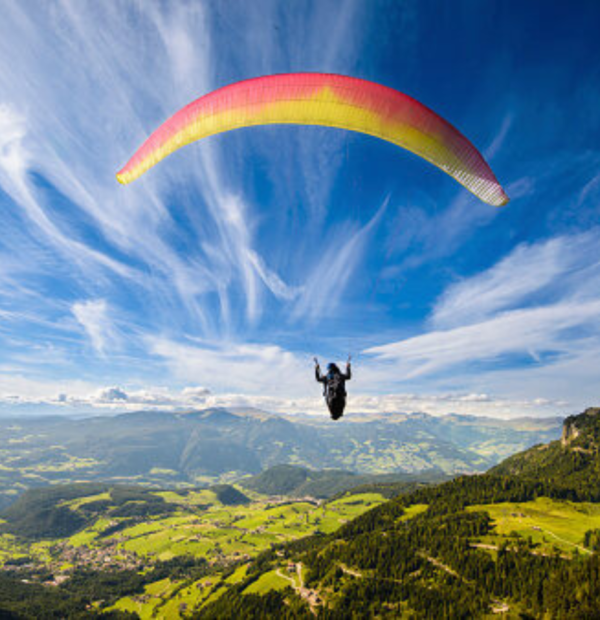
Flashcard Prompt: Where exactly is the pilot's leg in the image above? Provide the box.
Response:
[328,397,345,421]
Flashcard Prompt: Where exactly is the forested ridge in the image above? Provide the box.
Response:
[240,464,447,499]
[203,477,600,617]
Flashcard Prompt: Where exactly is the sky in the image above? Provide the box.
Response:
[0,0,599,418]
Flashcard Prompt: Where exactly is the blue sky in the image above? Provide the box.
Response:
[0,0,599,417]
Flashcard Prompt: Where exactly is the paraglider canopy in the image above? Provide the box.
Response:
[117,73,509,207]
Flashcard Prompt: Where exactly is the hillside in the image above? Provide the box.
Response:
[0,483,249,540]
[197,406,600,618]
[0,408,560,509]
[490,407,600,499]
[240,464,448,499]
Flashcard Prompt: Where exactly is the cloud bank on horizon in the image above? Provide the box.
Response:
[0,0,599,418]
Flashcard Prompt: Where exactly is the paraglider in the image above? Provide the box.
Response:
[116,73,509,206]
[118,73,509,419]
[315,356,352,421]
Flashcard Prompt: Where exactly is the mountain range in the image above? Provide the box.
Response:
[0,408,560,509]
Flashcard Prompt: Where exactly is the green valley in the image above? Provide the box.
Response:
[0,480,387,618]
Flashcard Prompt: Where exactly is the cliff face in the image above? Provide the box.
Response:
[561,407,600,447]
[561,418,581,446]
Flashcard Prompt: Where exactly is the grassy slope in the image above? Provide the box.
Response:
[3,412,593,617]
[244,570,291,594]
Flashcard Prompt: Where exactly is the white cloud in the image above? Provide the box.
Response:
[98,386,128,402]
[72,299,118,355]
[88,386,188,407]
[0,373,93,403]
[0,2,304,342]
[25,384,211,410]
[0,3,596,421]
[340,392,567,419]
[292,195,388,320]
[578,172,600,207]
[431,233,599,329]
[0,104,28,179]
[0,101,137,282]
[367,300,600,378]
[362,230,600,410]
[384,189,500,276]
[483,113,513,162]
[246,249,302,302]
[0,376,568,419]
[181,386,211,401]
[148,336,311,396]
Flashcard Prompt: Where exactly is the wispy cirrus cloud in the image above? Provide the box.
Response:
[72,299,119,355]
[148,336,310,396]
[1,2,599,420]
[364,229,600,409]
[0,1,310,344]
[0,103,135,282]
[431,232,600,329]
[0,1,381,413]
[0,104,28,178]
[292,195,389,320]
[367,300,600,378]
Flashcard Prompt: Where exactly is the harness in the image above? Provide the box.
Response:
[325,372,346,401]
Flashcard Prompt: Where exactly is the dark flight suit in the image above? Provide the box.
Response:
[315,364,351,420]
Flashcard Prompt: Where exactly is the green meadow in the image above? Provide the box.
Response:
[397,503,429,522]
[243,569,290,594]
[468,497,600,555]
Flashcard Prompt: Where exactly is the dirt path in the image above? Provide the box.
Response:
[339,563,404,585]
[470,542,498,551]
[418,552,462,580]
[277,563,321,615]
[339,564,363,578]
[491,600,510,614]
[537,528,591,554]
[275,568,295,585]
[297,562,304,587]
